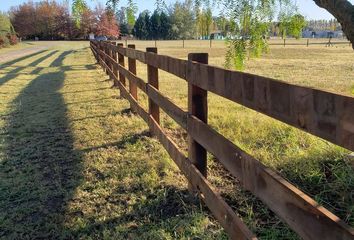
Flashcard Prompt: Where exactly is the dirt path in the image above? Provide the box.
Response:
[0,45,49,64]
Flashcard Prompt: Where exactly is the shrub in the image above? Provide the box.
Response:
[8,34,18,45]
[0,34,10,48]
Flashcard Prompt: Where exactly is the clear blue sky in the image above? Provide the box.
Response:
[1,0,353,20]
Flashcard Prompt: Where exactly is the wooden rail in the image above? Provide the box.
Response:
[90,40,354,240]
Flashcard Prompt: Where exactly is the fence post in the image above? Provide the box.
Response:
[128,44,138,107]
[146,47,160,127]
[188,53,208,186]
[100,42,107,74]
[283,38,286,47]
[125,39,128,47]
[113,42,119,87]
[117,43,125,88]
[210,38,212,48]
[307,39,309,47]
[105,42,110,75]
[109,42,114,79]
[183,39,185,48]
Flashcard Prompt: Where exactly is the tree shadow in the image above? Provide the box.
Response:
[0,50,59,87]
[0,51,83,238]
[50,51,73,67]
[28,50,58,67]
[66,183,206,239]
[0,50,47,70]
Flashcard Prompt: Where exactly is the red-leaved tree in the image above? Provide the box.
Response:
[94,5,120,38]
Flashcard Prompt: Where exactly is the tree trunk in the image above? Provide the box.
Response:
[313,0,354,49]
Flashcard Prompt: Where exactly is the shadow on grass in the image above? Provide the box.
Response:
[0,51,83,238]
[0,50,61,87]
[0,50,47,70]
[67,185,207,239]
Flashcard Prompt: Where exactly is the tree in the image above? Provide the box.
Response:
[159,11,172,39]
[0,12,17,47]
[94,5,120,38]
[93,0,354,48]
[126,0,138,34]
[9,2,36,39]
[168,0,196,40]
[197,8,213,39]
[133,11,150,40]
[150,11,161,39]
[288,14,307,39]
[10,1,72,40]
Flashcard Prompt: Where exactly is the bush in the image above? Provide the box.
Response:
[8,34,18,45]
[0,34,10,48]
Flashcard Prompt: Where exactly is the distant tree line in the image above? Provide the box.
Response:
[9,1,119,40]
[306,19,342,31]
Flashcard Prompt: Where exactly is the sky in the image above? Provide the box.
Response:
[1,0,353,20]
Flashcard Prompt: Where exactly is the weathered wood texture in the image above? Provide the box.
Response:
[188,53,208,178]
[90,41,354,240]
[186,62,354,152]
[147,47,160,126]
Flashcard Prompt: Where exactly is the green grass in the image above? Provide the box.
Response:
[0,41,41,54]
[0,41,353,239]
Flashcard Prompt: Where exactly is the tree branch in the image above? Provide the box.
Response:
[313,0,354,49]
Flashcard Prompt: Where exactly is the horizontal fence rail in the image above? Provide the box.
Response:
[90,40,354,240]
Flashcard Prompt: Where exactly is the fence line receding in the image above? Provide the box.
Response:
[90,40,354,240]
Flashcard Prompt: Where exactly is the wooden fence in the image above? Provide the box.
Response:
[115,39,351,49]
[90,40,354,240]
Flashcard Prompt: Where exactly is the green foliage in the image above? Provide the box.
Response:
[133,10,172,40]
[196,8,212,38]
[289,14,307,39]
[126,0,138,32]
[72,0,87,26]
[222,0,275,70]
[0,12,16,48]
[133,11,150,40]
[0,12,15,34]
[168,0,196,39]
[225,38,247,70]
[279,13,307,39]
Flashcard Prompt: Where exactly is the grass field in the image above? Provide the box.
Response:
[0,40,353,239]
[0,41,41,54]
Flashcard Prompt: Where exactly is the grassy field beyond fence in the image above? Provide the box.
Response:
[0,41,353,239]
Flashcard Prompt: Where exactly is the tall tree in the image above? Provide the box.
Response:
[94,5,120,38]
[150,11,161,39]
[168,0,196,39]
[159,11,172,39]
[133,11,150,39]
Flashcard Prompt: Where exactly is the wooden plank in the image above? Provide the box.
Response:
[146,84,187,129]
[146,54,187,80]
[186,62,354,151]
[187,115,354,240]
[116,63,147,93]
[125,47,146,63]
[188,53,208,178]
[147,115,257,240]
[147,47,160,126]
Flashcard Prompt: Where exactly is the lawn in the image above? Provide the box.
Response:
[0,41,40,54]
[0,40,353,239]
